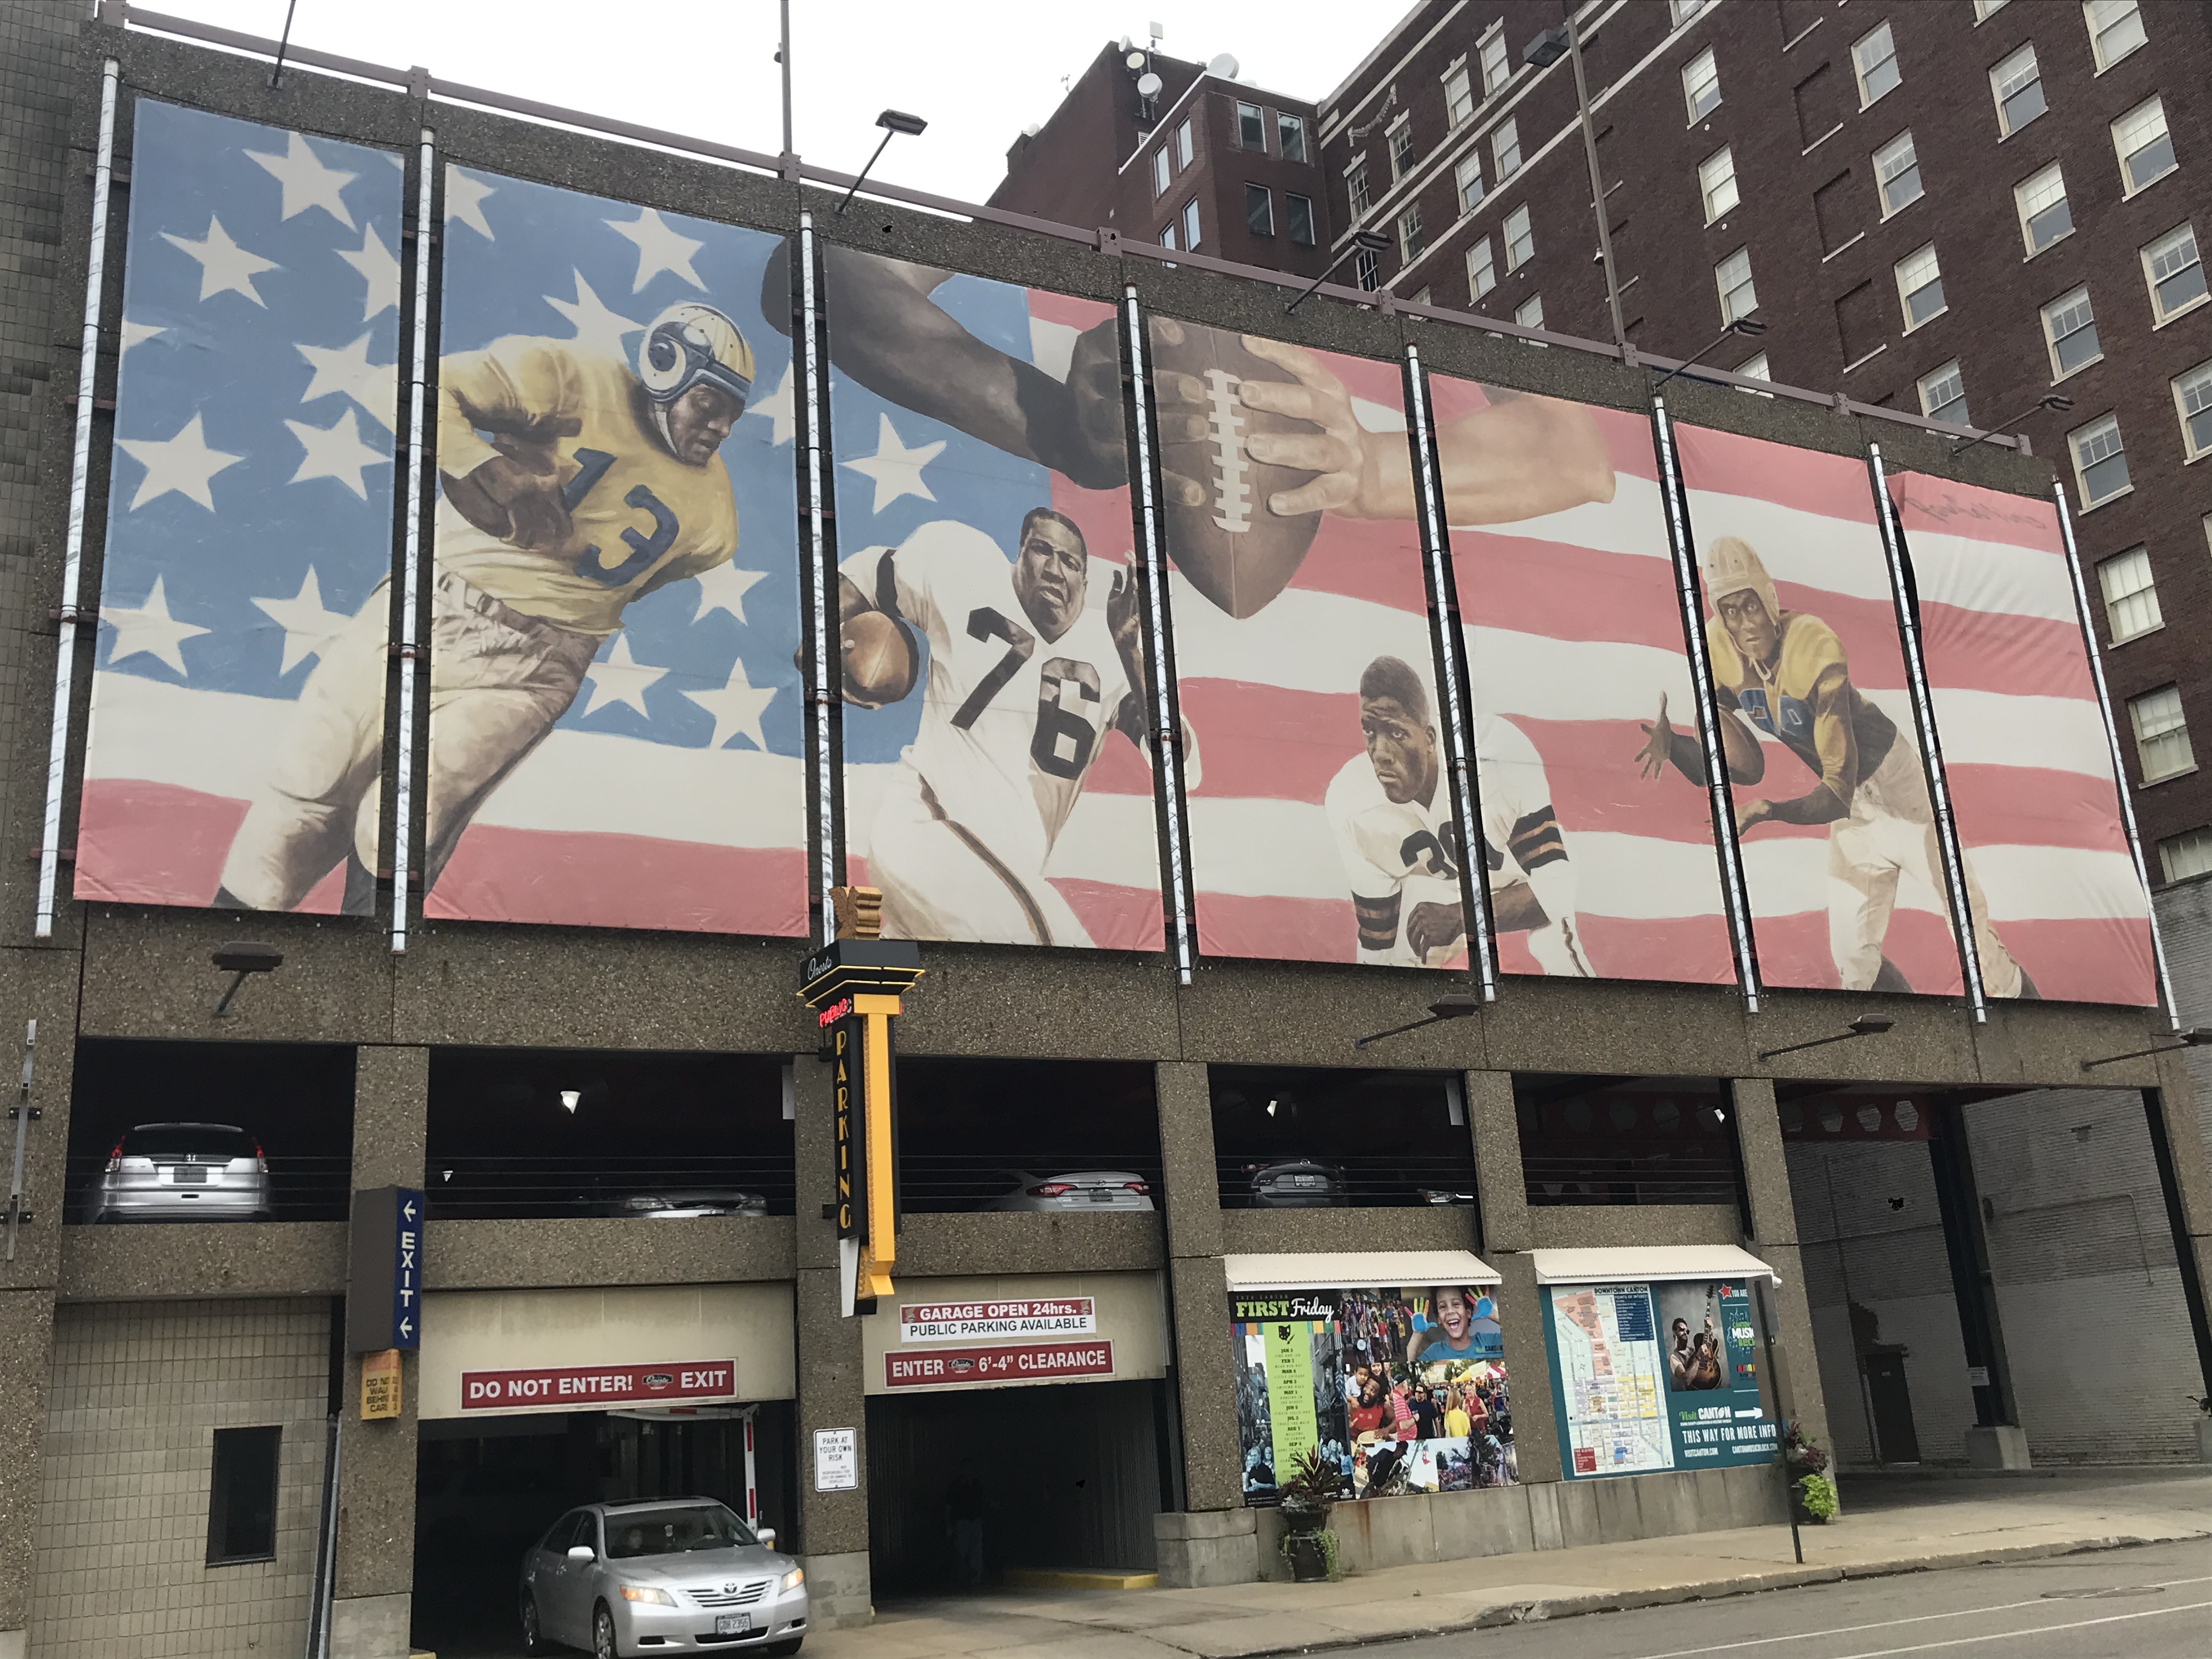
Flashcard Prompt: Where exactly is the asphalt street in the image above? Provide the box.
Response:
[1385,1538,2212,1659]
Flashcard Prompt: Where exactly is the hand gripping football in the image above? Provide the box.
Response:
[1149,320,1324,620]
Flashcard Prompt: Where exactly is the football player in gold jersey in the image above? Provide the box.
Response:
[215,303,751,911]
[1635,537,2032,996]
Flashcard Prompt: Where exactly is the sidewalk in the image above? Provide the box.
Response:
[811,1469,2212,1659]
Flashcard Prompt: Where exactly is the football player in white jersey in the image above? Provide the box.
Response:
[838,509,1192,946]
[214,303,752,911]
[1325,659,1590,973]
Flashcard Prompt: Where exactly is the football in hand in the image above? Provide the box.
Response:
[1149,320,1325,620]
[840,610,917,707]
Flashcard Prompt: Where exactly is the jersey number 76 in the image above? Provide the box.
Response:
[949,606,1103,781]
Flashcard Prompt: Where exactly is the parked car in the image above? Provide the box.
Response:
[1241,1159,1345,1207]
[982,1170,1154,1212]
[1416,1187,1478,1206]
[521,1499,806,1659]
[87,1122,269,1223]
[589,1191,770,1219]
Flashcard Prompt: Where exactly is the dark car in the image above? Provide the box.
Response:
[1242,1159,1345,1207]
[87,1122,270,1223]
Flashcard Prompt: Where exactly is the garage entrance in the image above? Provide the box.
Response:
[410,1405,794,1657]
[865,1379,1169,1594]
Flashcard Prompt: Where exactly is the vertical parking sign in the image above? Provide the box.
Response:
[346,1185,425,1352]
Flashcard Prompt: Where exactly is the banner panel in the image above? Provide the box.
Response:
[77,101,403,912]
[1431,378,1733,984]
[1886,472,2155,1004]
[1672,427,1962,994]
[425,168,806,933]
[1153,320,1457,967]
[826,250,1162,950]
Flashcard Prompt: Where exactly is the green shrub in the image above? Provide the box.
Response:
[1795,1472,1838,1522]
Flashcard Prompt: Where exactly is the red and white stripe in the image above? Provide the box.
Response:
[1673,425,1962,995]
[1887,471,2155,1006]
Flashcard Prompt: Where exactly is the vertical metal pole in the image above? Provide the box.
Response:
[1122,289,1195,984]
[1651,397,1761,1011]
[1750,1278,1803,1564]
[1566,16,1628,356]
[1405,345,1496,1000]
[37,60,120,940]
[5,1020,36,1261]
[2052,479,2180,1029]
[778,0,795,160]
[391,128,435,952]
[1866,445,1988,1022]
[744,1408,760,1525]
[800,213,837,946]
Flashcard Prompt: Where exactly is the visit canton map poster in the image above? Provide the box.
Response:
[426,167,805,934]
[77,100,402,913]
[825,248,1165,951]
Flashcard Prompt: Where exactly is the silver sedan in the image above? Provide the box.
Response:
[521,1499,806,1658]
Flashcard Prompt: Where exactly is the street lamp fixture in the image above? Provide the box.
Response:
[1352,993,1483,1051]
[1523,26,1570,69]
[2080,1027,2212,1071]
[1286,230,1393,314]
[1756,1014,1893,1063]
[835,109,928,216]
[211,943,284,1018]
[1650,318,1768,393]
[1948,393,2073,456]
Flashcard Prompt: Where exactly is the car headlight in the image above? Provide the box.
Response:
[781,1567,805,1592]
[620,1585,676,1605]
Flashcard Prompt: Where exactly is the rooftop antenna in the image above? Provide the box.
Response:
[1150,20,1165,46]
[269,0,301,88]
[1207,53,1241,79]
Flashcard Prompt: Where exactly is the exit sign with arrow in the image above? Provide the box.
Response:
[346,1185,426,1353]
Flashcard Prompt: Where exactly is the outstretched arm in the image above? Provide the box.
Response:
[1636,693,1764,789]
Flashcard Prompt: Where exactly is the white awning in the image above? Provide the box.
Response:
[1223,1250,1500,1291]
[1530,1245,1780,1286]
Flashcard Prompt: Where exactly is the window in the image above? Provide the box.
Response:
[2042,286,2101,377]
[2143,223,2207,323]
[1672,0,1709,22]
[1152,146,1171,198]
[1444,66,1474,128]
[1286,193,1316,246]
[2159,827,2212,884]
[1480,28,1510,94]
[1238,102,1266,150]
[1181,198,1201,250]
[207,1426,281,1565]
[1467,236,1496,300]
[1353,247,1381,290]
[1347,159,1373,217]
[2097,545,2162,642]
[1505,204,1534,269]
[1515,293,1545,331]
[1716,247,1757,323]
[1176,120,1194,168]
[1852,22,1900,107]
[1159,223,1176,252]
[1399,205,1426,262]
[1989,46,2045,138]
[1493,118,1521,179]
[2085,0,2147,71]
[2128,684,2193,782]
[1699,146,1739,222]
[1247,183,1275,238]
[2015,163,2072,255]
[2174,360,2212,460]
[1455,153,1485,212]
[1918,360,1969,425]
[1736,351,1772,386]
[1278,112,1307,164]
[1389,118,1415,182]
[1684,47,1722,122]
[2113,99,2175,194]
[1895,244,1944,330]
[2069,413,2130,505]
[1974,0,2010,18]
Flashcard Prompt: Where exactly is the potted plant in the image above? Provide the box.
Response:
[1782,1421,1837,1525]
[1275,1446,1341,1582]
[2192,1393,2212,1465]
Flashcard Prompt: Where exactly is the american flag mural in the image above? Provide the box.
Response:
[425,167,805,935]
[1673,427,1963,995]
[77,100,402,913]
[827,250,1164,951]
[1432,377,1734,985]
[1886,471,2156,1005]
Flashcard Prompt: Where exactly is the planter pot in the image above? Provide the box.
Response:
[1278,1499,1330,1536]
[1284,1531,1331,1583]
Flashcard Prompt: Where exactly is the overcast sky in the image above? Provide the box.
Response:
[142,1,1400,204]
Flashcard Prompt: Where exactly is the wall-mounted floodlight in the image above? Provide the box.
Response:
[1523,26,1570,68]
[2080,1027,2212,1071]
[835,110,928,217]
[211,943,283,1018]
[1287,229,1393,315]
[1353,993,1482,1051]
[1949,393,2073,456]
[1756,1014,1893,1063]
[1650,318,1768,392]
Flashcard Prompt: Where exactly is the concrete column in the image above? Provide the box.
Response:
[331,1046,427,1659]
[2149,1050,2212,1401]
[0,1290,55,1659]
[1731,1078,1836,1480]
[790,1050,871,1628]
[1465,1069,1529,1253]
[1463,1071,1555,1486]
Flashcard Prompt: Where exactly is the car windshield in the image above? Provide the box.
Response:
[121,1124,256,1159]
[603,1504,755,1559]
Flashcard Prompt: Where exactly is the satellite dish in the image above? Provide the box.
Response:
[1137,71,1163,99]
[1125,49,1148,71]
[1022,122,1041,138]
[1207,53,1241,79]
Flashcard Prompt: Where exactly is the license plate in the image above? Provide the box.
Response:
[170,1167,208,1184]
[1085,1191,1114,1203]
[715,1612,752,1635]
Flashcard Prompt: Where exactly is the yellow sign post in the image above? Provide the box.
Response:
[360,1348,402,1420]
